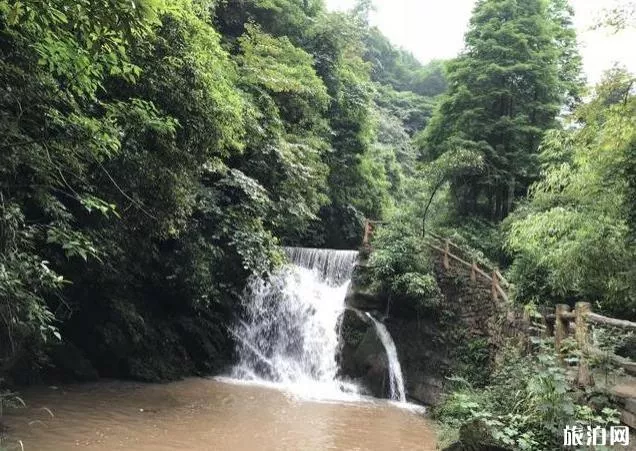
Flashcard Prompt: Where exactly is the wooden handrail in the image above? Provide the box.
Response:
[587,313,636,330]
[426,241,509,303]
[587,345,636,376]
[426,232,510,287]
[362,219,388,246]
[495,270,510,287]
[561,312,575,321]
[363,220,636,382]
[551,309,634,329]
[554,302,636,384]
[426,243,491,280]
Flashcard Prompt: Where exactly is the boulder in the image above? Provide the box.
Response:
[386,316,451,405]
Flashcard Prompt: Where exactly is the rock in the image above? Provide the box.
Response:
[345,286,385,311]
[337,309,389,398]
[344,264,386,311]
[409,375,444,405]
[386,316,451,406]
[338,308,370,351]
[338,252,503,407]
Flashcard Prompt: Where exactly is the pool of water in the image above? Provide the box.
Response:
[2,378,436,450]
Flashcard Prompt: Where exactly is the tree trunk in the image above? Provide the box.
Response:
[501,186,508,220]
[507,176,515,216]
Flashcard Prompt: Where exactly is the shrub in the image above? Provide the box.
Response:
[368,217,443,314]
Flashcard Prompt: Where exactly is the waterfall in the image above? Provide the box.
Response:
[366,313,406,403]
[231,247,359,398]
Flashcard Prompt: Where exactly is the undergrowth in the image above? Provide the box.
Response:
[434,339,621,450]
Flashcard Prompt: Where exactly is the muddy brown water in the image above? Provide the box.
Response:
[2,378,436,450]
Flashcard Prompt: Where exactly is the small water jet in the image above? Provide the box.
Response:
[366,313,406,403]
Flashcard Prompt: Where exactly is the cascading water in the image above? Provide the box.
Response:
[231,247,359,398]
[366,313,407,403]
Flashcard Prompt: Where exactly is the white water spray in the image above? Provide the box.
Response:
[232,247,359,398]
[366,313,407,403]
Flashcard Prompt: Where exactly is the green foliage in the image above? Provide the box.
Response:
[238,24,328,106]
[214,1,445,250]
[364,27,448,97]
[369,219,443,314]
[451,338,492,388]
[0,0,159,97]
[436,218,504,267]
[295,6,446,248]
[235,23,330,238]
[0,0,159,366]
[436,340,621,450]
[0,0,448,382]
[505,69,636,318]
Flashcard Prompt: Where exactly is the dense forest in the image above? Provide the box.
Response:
[0,0,446,383]
[0,0,635,449]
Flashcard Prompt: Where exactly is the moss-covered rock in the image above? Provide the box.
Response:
[345,286,386,311]
[345,263,386,311]
[338,250,503,406]
[385,316,450,405]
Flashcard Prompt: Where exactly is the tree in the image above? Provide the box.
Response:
[234,23,330,238]
[506,69,636,319]
[421,0,582,221]
[296,10,386,248]
[0,0,455,383]
[213,0,323,43]
[0,0,159,372]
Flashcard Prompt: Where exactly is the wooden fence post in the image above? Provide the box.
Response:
[470,262,477,282]
[443,239,450,270]
[575,302,593,387]
[363,219,370,246]
[491,270,499,301]
[521,307,531,352]
[555,304,571,358]
[541,306,553,338]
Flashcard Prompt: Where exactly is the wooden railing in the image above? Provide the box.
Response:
[425,234,509,303]
[552,302,636,384]
[427,232,510,286]
[361,219,509,303]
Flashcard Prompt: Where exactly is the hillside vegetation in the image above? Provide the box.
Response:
[0,0,444,382]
